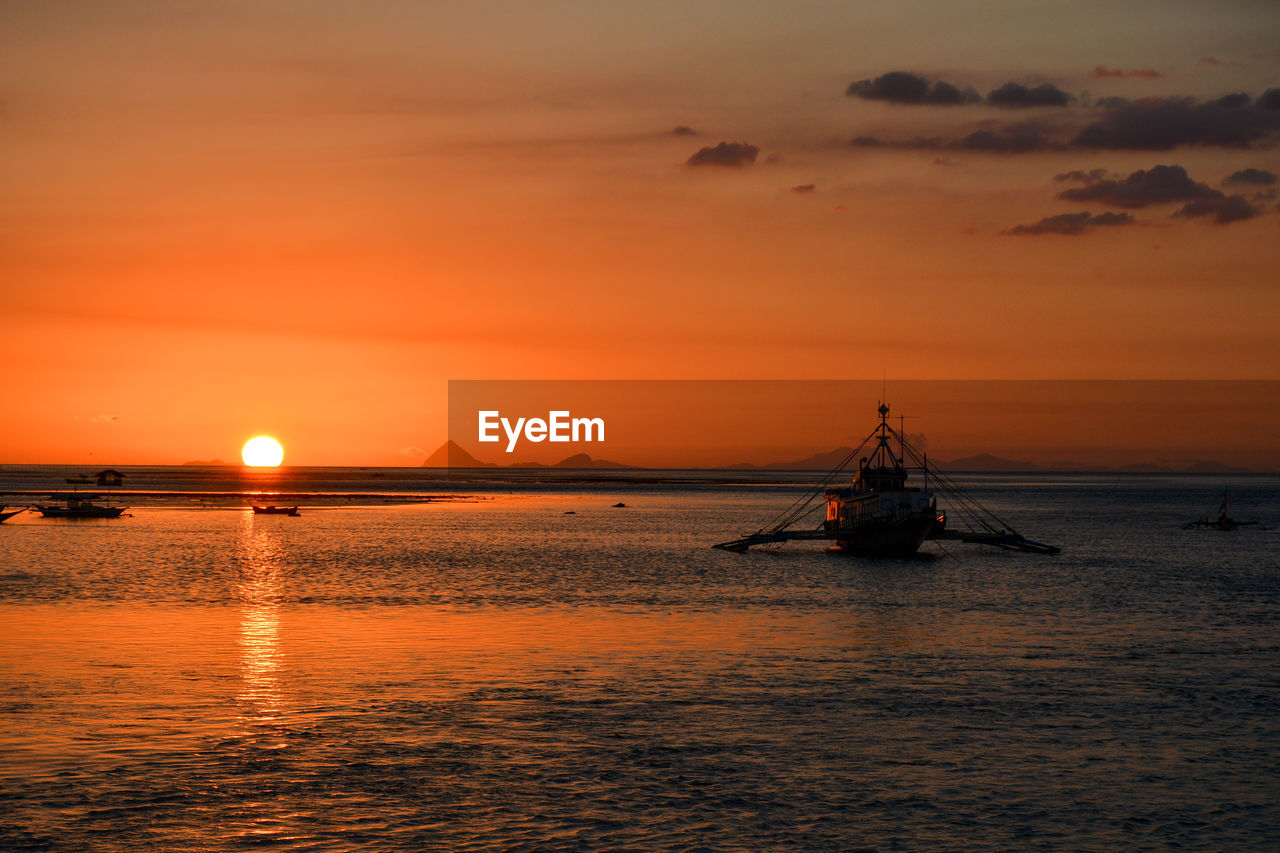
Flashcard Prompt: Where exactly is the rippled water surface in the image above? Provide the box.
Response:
[2,474,1278,851]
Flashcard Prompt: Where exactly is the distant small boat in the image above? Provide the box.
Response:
[1183,489,1264,531]
[251,505,299,516]
[0,506,26,523]
[64,474,91,484]
[35,497,126,519]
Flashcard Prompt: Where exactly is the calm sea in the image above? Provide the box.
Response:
[2,467,1278,851]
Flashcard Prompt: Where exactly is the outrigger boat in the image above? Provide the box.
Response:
[251,505,300,516]
[34,495,126,519]
[0,506,27,523]
[1182,489,1265,531]
[714,403,1059,556]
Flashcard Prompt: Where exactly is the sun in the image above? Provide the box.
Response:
[242,436,285,467]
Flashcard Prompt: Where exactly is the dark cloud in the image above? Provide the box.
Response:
[1213,93,1252,109]
[1057,164,1220,208]
[686,141,759,167]
[987,82,1073,108]
[790,184,816,193]
[1223,168,1278,186]
[959,127,1049,153]
[1005,211,1135,236]
[1174,194,1262,224]
[846,71,979,105]
[1197,57,1223,68]
[1091,96,1131,110]
[1054,168,1112,183]
[1090,65,1163,79]
[850,135,883,147]
[1071,97,1280,149]
[672,125,697,135]
[933,157,960,167]
[1261,89,1280,110]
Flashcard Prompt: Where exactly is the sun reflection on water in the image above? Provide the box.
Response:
[235,511,289,717]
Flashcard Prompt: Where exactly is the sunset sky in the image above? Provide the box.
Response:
[2,1,1278,465]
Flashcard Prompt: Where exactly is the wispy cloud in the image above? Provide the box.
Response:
[1089,65,1163,79]
[1005,211,1135,236]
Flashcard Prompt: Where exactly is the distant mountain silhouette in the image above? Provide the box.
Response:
[1116,462,1177,473]
[422,441,496,468]
[1183,459,1251,474]
[181,458,228,466]
[934,453,1041,471]
[551,453,630,469]
[758,447,857,470]
[422,442,630,469]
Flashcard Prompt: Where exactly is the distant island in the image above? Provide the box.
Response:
[422,441,631,469]
[181,458,228,466]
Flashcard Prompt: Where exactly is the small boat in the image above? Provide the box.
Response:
[1183,489,1264,531]
[0,506,27,523]
[715,403,1059,556]
[35,496,126,518]
[251,505,299,516]
[64,474,91,485]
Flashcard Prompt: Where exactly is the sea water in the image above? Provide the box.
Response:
[1,469,1278,851]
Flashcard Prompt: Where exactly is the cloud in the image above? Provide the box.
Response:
[672,125,697,135]
[987,82,1073,108]
[1173,194,1262,224]
[1197,57,1223,68]
[686,141,759,167]
[1261,89,1280,110]
[1214,93,1252,109]
[90,414,122,423]
[1223,168,1278,186]
[1070,96,1280,149]
[399,446,427,458]
[1005,211,1136,236]
[1057,164,1220,208]
[790,184,816,193]
[1090,65,1163,79]
[1054,168,1112,183]
[959,126,1050,152]
[850,126,1048,153]
[846,71,979,105]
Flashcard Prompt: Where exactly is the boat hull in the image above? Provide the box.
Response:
[36,506,125,519]
[252,506,299,516]
[829,512,935,557]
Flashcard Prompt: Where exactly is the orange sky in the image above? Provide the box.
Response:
[2,2,1278,465]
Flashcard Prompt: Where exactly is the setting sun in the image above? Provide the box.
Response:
[241,436,284,467]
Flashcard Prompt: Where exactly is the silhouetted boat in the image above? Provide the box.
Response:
[1183,489,1263,531]
[64,474,91,485]
[252,505,299,516]
[0,506,26,523]
[35,497,126,518]
[714,403,1059,556]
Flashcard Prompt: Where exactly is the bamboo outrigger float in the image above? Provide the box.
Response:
[714,403,1060,556]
